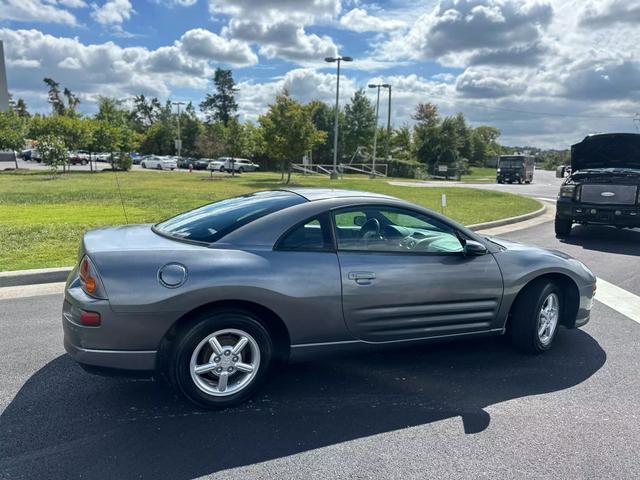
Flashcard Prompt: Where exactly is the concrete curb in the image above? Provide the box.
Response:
[0,267,72,288]
[1,203,547,288]
[467,203,547,231]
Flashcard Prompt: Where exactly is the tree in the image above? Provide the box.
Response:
[195,121,228,159]
[44,78,65,115]
[38,134,67,176]
[473,125,502,157]
[64,87,80,114]
[14,98,30,118]
[309,100,341,164]
[391,125,413,162]
[470,129,487,166]
[412,102,439,127]
[95,96,129,127]
[259,90,325,183]
[343,88,376,160]
[179,102,202,157]
[200,68,238,125]
[131,94,162,130]
[452,112,472,160]
[0,111,27,168]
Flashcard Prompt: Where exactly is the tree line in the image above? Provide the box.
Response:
[0,68,510,179]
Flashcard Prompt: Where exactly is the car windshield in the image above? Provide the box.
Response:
[499,158,524,168]
[153,190,305,243]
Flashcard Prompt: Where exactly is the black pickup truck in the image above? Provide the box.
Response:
[555,133,640,238]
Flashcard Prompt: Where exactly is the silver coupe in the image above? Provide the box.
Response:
[63,189,596,408]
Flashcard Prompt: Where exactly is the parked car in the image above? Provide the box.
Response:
[178,157,198,169]
[209,157,259,173]
[96,152,111,163]
[194,158,212,170]
[141,156,177,170]
[68,150,91,165]
[555,133,640,237]
[63,188,596,409]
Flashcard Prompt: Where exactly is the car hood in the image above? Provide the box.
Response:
[571,133,640,172]
[487,236,573,260]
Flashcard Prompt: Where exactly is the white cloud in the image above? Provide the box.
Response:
[180,28,258,65]
[0,0,79,25]
[91,0,134,25]
[57,0,87,7]
[339,8,406,33]
[209,0,340,23]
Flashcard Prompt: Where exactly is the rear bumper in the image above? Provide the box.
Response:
[557,199,640,226]
[64,337,156,371]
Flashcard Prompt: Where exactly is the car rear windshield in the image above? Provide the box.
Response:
[153,190,305,244]
[499,157,524,167]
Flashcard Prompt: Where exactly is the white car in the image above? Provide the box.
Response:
[141,156,177,170]
[208,157,259,173]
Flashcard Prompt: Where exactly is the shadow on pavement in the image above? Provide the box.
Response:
[0,330,605,479]
[560,225,640,256]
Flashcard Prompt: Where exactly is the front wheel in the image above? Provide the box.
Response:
[510,280,561,354]
[141,162,146,168]
[170,311,273,409]
[238,167,244,173]
[555,216,572,238]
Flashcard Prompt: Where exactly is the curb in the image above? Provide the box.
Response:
[467,203,547,231]
[0,267,72,288]
[1,203,547,288]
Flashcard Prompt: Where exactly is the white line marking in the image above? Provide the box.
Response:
[595,277,640,325]
[0,282,66,300]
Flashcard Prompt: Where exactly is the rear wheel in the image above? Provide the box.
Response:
[555,216,572,238]
[510,280,561,354]
[141,162,146,168]
[156,164,162,170]
[219,166,225,173]
[238,167,244,173]
[170,310,273,409]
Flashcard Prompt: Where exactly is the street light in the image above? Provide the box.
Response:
[368,84,383,178]
[325,55,353,179]
[172,101,186,158]
[381,84,391,161]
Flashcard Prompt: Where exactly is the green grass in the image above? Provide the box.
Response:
[461,167,497,183]
[0,170,540,271]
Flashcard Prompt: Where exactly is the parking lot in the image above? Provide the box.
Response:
[1,174,639,479]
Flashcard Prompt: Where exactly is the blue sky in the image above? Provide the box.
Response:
[1,0,639,147]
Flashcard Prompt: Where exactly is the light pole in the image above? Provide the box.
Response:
[172,101,185,157]
[368,84,382,178]
[382,84,391,161]
[325,55,353,179]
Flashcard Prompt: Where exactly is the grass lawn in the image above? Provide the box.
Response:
[461,166,497,183]
[0,170,540,271]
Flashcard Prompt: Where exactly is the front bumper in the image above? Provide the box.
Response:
[557,198,640,226]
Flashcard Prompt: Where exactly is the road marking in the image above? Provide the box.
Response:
[595,277,640,325]
[0,282,65,300]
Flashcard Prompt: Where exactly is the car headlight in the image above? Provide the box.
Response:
[496,168,501,172]
[559,184,576,199]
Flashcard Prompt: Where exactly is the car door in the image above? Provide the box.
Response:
[333,205,504,343]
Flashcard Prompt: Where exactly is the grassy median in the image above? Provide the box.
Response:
[0,169,540,271]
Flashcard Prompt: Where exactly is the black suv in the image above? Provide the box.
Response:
[555,133,640,238]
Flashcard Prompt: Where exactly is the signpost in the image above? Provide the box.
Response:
[0,41,9,112]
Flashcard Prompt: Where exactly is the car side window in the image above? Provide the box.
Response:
[333,206,463,254]
[277,216,333,251]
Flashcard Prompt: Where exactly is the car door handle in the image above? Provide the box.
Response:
[348,271,376,284]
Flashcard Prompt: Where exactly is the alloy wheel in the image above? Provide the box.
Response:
[537,293,559,346]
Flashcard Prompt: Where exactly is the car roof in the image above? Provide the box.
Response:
[282,188,396,202]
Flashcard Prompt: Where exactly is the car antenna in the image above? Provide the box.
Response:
[112,160,129,224]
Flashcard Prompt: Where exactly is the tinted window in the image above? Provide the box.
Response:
[333,206,463,254]
[155,191,305,243]
[278,216,332,251]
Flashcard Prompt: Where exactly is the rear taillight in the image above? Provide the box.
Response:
[79,310,101,327]
[78,255,106,299]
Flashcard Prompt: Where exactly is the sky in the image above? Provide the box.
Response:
[0,0,639,148]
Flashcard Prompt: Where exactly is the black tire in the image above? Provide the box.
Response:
[555,216,572,238]
[156,164,162,170]
[170,310,273,409]
[238,167,244,173]
[219,166,225,173]
[81,160,87,166]
[141,162,146,169]
[510,279,562,354]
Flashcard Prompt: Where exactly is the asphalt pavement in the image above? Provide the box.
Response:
[1,167,639,479]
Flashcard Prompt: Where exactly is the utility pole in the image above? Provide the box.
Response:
[325,55,353,179]
[0,41,9,112]
[368,84,382,178]
[382,84,391,161]
[172,101,185,157]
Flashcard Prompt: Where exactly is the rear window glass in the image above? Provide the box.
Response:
[154,191,305,243]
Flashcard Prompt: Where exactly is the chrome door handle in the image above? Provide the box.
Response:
[348,271,376,283]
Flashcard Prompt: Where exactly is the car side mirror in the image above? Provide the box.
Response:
[463,240,487,256]
[353,215,367,227]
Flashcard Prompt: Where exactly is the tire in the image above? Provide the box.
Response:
[238,167,244,173]
[219,166,225,173]
[170,310,273,409]
[81,160,87,166]
[509,279,562,354]
[156,164,162,170]
[555,216,572,238]
[141,162,146,169]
